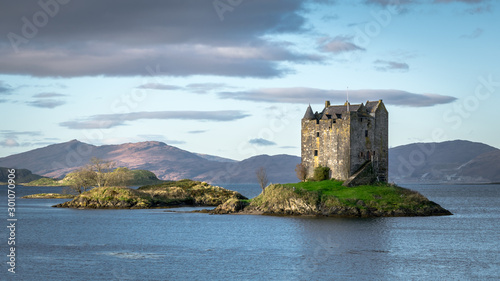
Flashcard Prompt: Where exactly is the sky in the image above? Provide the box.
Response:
[1,0,499,160]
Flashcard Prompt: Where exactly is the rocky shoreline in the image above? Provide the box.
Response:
[210,183,452,217]
[53,180,246,209]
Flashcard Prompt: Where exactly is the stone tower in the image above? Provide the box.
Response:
[301,100,388,186]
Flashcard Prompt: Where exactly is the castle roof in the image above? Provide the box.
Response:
[304,100,385,120]
[365,100,382,113]
[302,104,315,120]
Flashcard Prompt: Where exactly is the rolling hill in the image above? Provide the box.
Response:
[0,140,301,184]
[0,139,499,184]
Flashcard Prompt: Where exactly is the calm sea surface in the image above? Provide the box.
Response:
[1,183,499,280]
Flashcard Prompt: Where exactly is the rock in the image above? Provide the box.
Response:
[211,198,248,214]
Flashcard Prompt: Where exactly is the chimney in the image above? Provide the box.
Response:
[325,100,331,108]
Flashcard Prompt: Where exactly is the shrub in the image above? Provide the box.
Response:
[313,166,330,181]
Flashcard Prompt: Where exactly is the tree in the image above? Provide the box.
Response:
[295,163,307,182]
[256,166,269,191]
[107,167,133,187]
[67,158,133,194]
[313,165,330,181]
[69,167,95,194]
[89,157,115,188]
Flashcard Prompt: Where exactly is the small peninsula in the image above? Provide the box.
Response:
[53,179,246,209]
[22,193,75,199]
[212,180,452,217]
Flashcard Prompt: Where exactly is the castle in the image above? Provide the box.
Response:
[301,100,388,186]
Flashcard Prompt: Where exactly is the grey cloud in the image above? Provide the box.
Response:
[60,110,251,129]
[0,81,12,94]
[0,130,42,138]
[32,92,66,98]
[249,138,277,146]
[136,83,182,91]
[219,87,457,107]
[374,60,409,72]
[187,130,208,134]
[318,36,365,54]
[0,130,42,147]
[0,139,19,147]
[0,0,326,78]
[26,99,66,109]
[0,43,319,78]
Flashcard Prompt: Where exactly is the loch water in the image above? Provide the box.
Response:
[0,183,499,280]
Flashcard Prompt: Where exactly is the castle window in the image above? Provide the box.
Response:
[316,132,320,137]
[360,151,364,158]
[367,151,371,160]
[365,130,368,137]
[314,150,318,156]
[336,114,342,119]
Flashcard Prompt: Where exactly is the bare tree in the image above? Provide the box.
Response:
[256,166,269,191]
[107,167,133,187]
[89,157,115,188]
[295,163,307,182]
[69,167,95,194]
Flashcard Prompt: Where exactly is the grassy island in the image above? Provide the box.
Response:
[21,193,75,199]
[212,180,452,217]
[53,179,246,209]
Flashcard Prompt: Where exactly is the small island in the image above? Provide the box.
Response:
[51,178,451,217]
[212,180,452,217]
[22,193,75,199]
[53,179,247,209]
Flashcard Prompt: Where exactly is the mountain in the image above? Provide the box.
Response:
[0,140,301,184]
[389,140,500,183]
[0,167,44,183]
[1,139,499,184]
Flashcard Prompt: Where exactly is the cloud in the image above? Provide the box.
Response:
[136,83,182,90]
[0,130,42,147]
[60,110,251,129]
[26,92,67,108]
[219,87,457,107]
[0,139,19,147]
[249,138,277,146]
[374,60,409,72]
[0,81,12,94]
[26,99,66,109]
[187,130,208,134]
[318,36,365,54]
[32,92,67,98]
[0,0,326,78]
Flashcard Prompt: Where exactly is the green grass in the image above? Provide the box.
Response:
[278,180,433,211]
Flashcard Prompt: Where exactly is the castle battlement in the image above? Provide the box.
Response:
[301,100,388,185]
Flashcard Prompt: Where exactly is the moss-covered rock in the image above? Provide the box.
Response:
[53,179,247,209]
[211,198,249,214]
[237,181,452,217]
